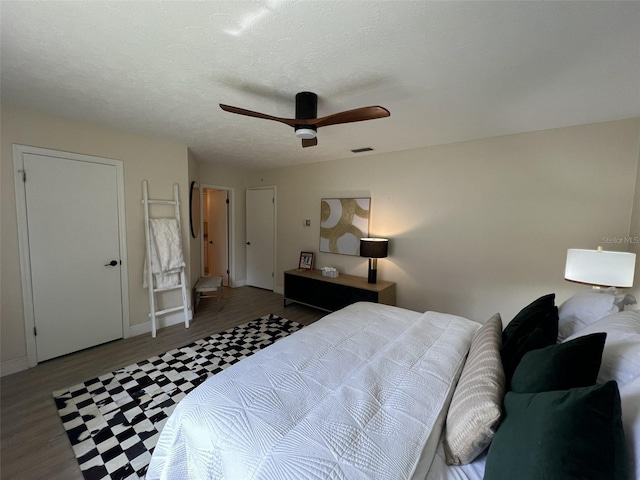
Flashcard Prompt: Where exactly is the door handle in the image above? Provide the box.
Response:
[209,241,213,244]
[104,260,118,267]
[246,242,251,245]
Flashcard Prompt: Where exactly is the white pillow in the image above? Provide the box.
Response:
[563,310,640,387]
[620,373,640,480]
[444,313,505,465]
[557,291,620,341]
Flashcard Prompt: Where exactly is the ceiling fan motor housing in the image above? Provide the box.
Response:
[295,92,318,139]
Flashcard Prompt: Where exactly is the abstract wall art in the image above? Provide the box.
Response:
[319,198,370,255]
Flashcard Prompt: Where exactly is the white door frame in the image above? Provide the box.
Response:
[200,184,236,287]
[13,144,130,368]
[246,186,277,290]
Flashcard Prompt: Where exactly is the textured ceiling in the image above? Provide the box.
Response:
[2,1,640,170]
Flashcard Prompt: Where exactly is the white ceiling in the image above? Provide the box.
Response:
[2,1,640,170]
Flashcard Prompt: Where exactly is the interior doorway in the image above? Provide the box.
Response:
[202,187,231,287]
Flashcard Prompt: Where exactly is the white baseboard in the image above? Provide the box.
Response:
[129,309,194,337]
[2,311,193,375]
[233,279,247,288]
[1,356,29,377]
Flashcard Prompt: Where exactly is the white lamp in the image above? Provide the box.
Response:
[564,246,636,288]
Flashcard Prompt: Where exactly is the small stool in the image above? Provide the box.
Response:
[194,276,223,312]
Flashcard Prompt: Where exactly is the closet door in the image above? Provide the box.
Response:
[246,187,275,290]
[21,153,124,361]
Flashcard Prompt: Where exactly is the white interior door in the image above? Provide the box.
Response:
[23,153,124,361]
[246,187,275,290]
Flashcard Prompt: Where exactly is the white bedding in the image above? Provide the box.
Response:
[147,302,480,480]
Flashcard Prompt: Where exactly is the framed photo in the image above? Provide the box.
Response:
[298,251,314,270]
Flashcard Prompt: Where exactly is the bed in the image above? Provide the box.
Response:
[147,294,640,480]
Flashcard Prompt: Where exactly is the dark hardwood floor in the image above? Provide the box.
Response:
[0,286,325,479]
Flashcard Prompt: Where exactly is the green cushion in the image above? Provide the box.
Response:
[484,381,629,480]
[511,332,607,393]
[500,295,558,384]
[502,293,555,345]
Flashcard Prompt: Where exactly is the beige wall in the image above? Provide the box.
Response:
[187,149,201,289]
[250,119,640,323]
[1,105,190,364]
[3,106,639,369]
[629,123,640,305]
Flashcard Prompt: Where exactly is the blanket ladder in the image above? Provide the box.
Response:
[142,180,190,337]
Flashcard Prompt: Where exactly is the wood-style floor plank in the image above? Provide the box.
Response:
[0,286,324,479]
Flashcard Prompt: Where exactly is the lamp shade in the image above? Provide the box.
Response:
[360,238,389,258]
[564,248,636,287]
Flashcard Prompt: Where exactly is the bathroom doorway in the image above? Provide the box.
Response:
[202,187,231,287]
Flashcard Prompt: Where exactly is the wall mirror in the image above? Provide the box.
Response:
[190,181,200,238]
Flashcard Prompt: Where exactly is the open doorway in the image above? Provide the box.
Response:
[202,187,231,287]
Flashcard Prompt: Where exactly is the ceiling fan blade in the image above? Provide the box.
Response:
[314,106,390,128]
[302,137,318,148]
[219,104,297,127]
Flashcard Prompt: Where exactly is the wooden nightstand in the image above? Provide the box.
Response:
[284,269,396,312]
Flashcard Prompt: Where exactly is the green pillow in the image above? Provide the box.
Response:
[510,332,607,393]
[502,293,556,345]
[484,381,629,480]
[500,305,559,384]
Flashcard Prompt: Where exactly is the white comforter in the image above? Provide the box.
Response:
[147,302,479,480]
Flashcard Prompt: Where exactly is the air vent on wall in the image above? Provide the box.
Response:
[351,147,374,153]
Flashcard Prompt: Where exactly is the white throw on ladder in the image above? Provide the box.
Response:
[142,181,190,337]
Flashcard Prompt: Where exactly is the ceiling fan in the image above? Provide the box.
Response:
[220,92,390,148]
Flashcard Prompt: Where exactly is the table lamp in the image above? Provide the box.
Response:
[564,246,636,288]
[360,238,389,284]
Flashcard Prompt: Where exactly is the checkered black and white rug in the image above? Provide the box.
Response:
[53,314,302,480]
